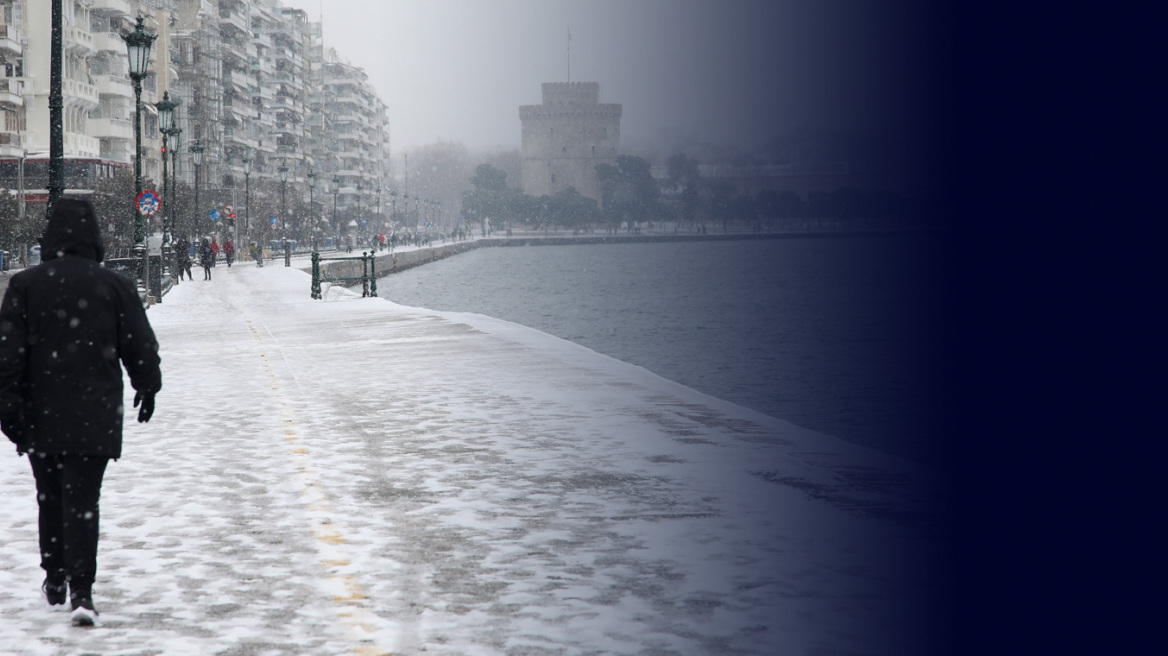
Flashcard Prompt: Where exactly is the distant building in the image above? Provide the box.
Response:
[519,82,620,201]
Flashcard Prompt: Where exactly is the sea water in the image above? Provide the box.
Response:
[377,234,954,470]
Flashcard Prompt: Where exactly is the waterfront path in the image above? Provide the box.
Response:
[0,259,949,655]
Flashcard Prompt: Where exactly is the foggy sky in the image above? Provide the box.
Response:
[280,0,949,153]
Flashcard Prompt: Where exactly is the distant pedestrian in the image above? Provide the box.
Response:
[0,197,162,627]
[199,238,214,280]
[223,238,235,267]
[210,237,220,266]
[175,236,192,281]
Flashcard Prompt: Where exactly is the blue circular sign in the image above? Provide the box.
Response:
[270,217,278,224]
[209,209,221,222]
[359,220,367,227]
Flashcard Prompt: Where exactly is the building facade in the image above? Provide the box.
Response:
[0,0,391,229]
[519,82,621,201]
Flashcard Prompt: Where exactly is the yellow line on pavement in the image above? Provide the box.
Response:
[245,319,396,656]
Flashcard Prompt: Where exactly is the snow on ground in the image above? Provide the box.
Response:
[0,258,951,655]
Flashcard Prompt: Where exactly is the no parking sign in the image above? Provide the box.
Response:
[136,191,159,216]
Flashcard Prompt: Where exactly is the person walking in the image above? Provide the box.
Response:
[199,238,214,280]
[223,237,235,267]
[0,198,162,627]
[175,236,192,281]
[209,237,220,267]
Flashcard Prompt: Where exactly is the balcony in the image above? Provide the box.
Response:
[64,79,99,106]
[0,131,22,158]
[66,132,101,158]
[90,116,133,140]
[92,31,124,53]
[96,74,133,98]
[64,25,96,54]
[0,24,22,56]
[219,9,249,36]
[0,79,23,108]
[90,0,133,14]
[100,139,133,164]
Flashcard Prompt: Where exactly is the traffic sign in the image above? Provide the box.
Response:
[209,209,221,222]
[270,217,278,224]
[223,204,233,215]
[136,191,160,216]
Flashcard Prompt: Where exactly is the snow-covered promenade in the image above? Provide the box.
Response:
[0,260,951,655]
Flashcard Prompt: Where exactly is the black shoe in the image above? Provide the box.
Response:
[69,590,98,626]
[42,578,66,606]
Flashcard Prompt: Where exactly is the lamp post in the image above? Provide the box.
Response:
[243,155,257,266]
[331,175,340,249]
[355,183,363,247]
[191,140,204,243]
[279,160,290,266]
[307,168,317,251]
[123,15,156,295]
[154,91,178,276]
[168,128,181,249]
[389,190,397,249]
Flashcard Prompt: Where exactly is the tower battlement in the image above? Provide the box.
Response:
[541,82,601,107]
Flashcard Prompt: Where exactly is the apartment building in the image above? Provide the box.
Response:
[1,0,172,200]
[320,45,389,213]
[0,0,390,222]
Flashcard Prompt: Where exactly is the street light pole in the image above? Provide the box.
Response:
[155,91,178,277]
[307,169,317,251]
[47,0,64,216]
[332,175,340,249]
[356,183,363,247]
[280,160,290,266]
[376,184,382,248]
[243,155,258,267]
[169,128,180,242]
[123,15,156,295]
[191,140,204,242]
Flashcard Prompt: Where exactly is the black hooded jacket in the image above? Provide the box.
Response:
[0,198,161,458]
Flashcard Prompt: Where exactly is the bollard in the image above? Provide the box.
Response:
[361,252,369,297]
[369,252,377,297]
[311,251,321,299]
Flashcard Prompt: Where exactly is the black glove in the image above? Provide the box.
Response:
[134,391,155,423]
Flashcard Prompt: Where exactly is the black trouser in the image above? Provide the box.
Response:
[29,453,110,590]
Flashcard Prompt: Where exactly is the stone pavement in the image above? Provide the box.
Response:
[0,260,951,655]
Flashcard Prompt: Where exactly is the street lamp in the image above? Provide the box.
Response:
[307,168,317,251]
[154,91,178,275]
[376,184,382,249]
[191,139,204,248]
[356,182,363,247]
[331,175,340,248]
[168,128,181,252]
[279,160,290,266]
[243,155,258,266]
[122,15,156,294]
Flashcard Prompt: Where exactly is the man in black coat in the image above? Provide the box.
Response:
[0,198,162,627]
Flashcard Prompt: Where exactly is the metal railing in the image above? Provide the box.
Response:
[310,251,377,300]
